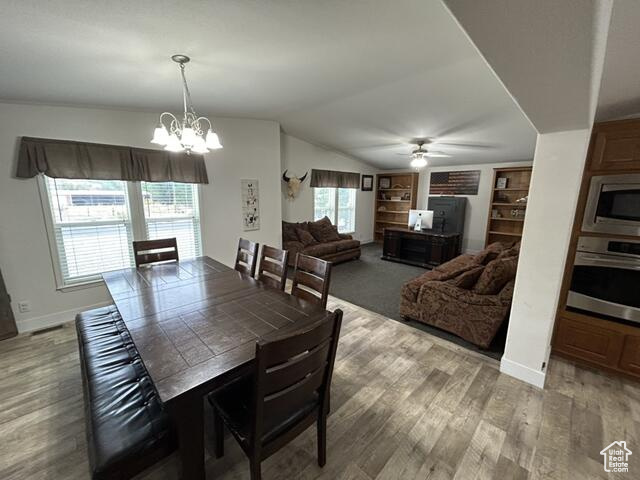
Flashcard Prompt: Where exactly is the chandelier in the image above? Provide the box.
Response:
[151,55,222,154]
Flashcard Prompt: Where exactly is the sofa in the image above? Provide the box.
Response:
[399,241,520,348]
[282,216,361,266]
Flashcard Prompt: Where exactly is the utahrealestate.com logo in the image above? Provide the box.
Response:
[600,441,632,473]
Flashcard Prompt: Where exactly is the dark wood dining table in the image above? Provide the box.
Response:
[102,256,331,480]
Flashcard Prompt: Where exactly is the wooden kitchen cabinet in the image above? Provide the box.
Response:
[589,119,640,172]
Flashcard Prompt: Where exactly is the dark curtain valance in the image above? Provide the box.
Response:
[16,137,209,184]
[310,169,360,189]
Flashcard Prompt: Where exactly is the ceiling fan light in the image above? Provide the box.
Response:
[151,124,169,145]
[410,157,427,168]
[205,129,223,149]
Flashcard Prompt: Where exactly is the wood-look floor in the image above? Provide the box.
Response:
[0,295,638,480]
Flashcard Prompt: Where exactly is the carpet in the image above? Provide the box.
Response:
[329,243,506,359]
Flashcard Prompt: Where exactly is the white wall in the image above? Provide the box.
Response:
[0,102,281,332]
[280,134,377,243]
[416,161,532,253]
[501,129,590,388]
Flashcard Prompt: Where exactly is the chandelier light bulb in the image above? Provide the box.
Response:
[192,136,209,154]
[180,127,197,147]
[205,130,223,149]
[164,133,184,152]
[151,124,169,145]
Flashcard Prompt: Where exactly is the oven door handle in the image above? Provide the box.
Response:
[576,252,640,270]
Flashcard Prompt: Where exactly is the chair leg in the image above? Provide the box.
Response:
[250,456,262,480]
[213,408,224,459]
[317,413,327,467]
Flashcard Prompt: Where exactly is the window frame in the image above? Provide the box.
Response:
[37,175,204,291]
[312,187,356,235]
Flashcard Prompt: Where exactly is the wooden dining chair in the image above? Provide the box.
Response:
[235,238,259,277]
[209,309,343,480]
[256,245,289,291]
[291,254,332,309]
[132,238,179,267]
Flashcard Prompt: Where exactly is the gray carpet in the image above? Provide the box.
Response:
[329,243,506,359]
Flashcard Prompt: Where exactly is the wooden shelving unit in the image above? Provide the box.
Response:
[374,172,419,242]
[484,166,532,246]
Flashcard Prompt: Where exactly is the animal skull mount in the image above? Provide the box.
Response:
[282,170,308,199]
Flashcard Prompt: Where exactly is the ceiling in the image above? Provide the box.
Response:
[596,0,640,121]
[0,0,537,169]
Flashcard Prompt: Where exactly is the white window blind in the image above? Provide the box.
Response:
[44,177,134,285]
[313,187,356,233]
[141,182,202,259]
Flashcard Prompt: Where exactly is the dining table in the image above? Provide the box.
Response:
[102,255,331,480]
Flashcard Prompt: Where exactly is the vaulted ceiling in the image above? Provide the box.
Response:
[0,0,537,168]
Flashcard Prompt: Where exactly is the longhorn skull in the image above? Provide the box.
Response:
[282,170,308,199]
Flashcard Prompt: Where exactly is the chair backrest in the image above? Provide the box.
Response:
[252,309,343,448]
[133,238,179,267]
[257,245,289,291]
[291,254,332,309]
[235,238,259,277]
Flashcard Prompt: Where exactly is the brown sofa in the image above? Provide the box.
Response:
[282,217,361,266]
[399,241,520,348]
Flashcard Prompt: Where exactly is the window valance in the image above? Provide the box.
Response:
[310,169,360,189]
[16,137,209,184]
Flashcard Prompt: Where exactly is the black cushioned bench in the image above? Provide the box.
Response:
[76,305,175,480]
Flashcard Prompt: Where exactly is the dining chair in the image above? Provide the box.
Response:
[132,238,179,267]
[256,245,289,291]
[235,238,259,277]
[291,254,332,309]
[209,309,343,480]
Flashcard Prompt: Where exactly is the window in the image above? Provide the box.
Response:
[313,187,356,233]
[141,182,201,259]
[42,177,201,287]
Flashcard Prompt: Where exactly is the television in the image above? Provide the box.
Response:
[408,209,434,230]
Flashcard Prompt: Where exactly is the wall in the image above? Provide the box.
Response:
[416,161,532,253]
[0,102,281,332]
[500,129,590,387]
[280,134,377,243]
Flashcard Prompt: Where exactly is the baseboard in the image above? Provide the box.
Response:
[16,301,111,333]
[500,356,546,388]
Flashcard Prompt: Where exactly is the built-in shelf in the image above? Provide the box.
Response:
[488,231,523,236]
[375,172,419,242]
[486,166,532,247]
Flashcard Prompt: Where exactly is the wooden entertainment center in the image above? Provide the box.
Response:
[552,118,640,380]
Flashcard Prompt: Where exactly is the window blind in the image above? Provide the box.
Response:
[141,182,202,259]
[45,177,134,285]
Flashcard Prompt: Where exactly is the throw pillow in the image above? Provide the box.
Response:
[448,265,485,289]
[473,255,519,295]
[473,242,507,265]
[308,216,341,243]
[282,221,300,243]
[296,228,318,246]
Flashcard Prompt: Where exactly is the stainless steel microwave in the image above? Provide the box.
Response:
[582,174,640,236]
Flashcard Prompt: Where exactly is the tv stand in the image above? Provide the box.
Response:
[381,226,462,268]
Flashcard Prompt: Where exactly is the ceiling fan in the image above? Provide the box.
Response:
[397,140,451,168]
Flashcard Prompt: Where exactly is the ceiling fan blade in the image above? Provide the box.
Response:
[431,141,495,149]
[348,143,405,151]
[425,152,451,158]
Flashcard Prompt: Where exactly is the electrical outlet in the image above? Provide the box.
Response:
[17,301,31,313]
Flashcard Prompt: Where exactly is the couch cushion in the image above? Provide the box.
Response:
[308,216,341,243]
[434,253,477,274]
[304,242,339,257]
[296,228,318,246]
[334,239,360,252]
[448,265,485,289]
[473,255,519,295]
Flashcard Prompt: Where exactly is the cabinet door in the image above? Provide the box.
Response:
[619,335,640,376]
[383,231,401,257]
[590,130,640,171]
[554,316,624,367]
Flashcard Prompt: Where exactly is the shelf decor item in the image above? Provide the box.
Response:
[362,175,373,191]
[496,177,508,189]
[379,177,391,189]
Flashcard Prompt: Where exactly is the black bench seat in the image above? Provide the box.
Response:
[76,305,175,480]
